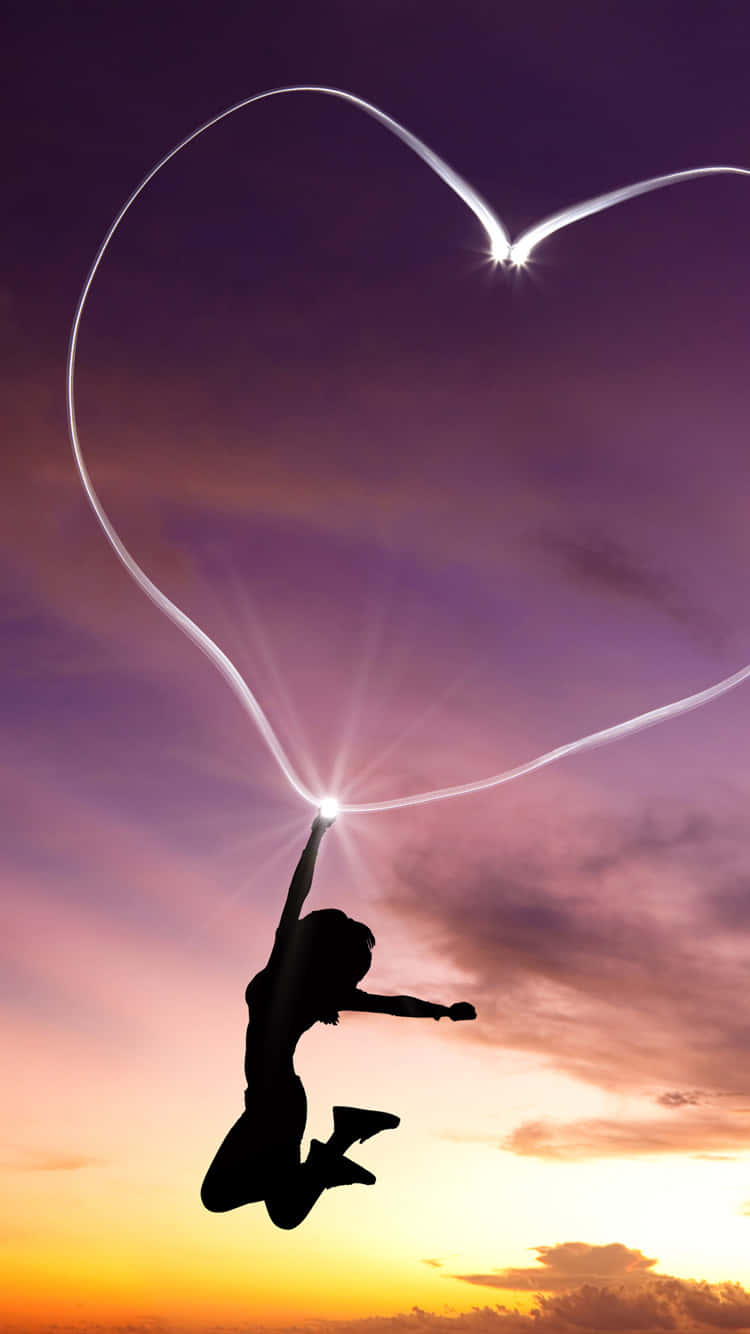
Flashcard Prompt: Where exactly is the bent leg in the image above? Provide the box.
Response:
[263,1147,320,1230]
[203,1073,307,1214]
[201,1112,270,1213]
[264,1139,375,1230]
[202,1089,380,1228]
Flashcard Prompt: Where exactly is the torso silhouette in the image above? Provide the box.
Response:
[244,951,315,1085]
[242,927,327,1146]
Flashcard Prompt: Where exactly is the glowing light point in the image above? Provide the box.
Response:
[319,797,339,822]
[490,235,512,264]
[508,241,532,268]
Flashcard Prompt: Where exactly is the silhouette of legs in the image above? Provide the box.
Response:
[264,1107,398,1229]
[264,1140,374,1229]
[201,1102,400,1228]
[200,1111,275,1211]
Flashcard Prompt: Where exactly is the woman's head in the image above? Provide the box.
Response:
[290,909,375,1023]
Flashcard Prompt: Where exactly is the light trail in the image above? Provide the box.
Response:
[338,663,750,812]
[66,86,750,815]
[508,165,750,266]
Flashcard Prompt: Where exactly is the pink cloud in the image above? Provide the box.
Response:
[504,1114,750,1161]
[385,797,750,1157]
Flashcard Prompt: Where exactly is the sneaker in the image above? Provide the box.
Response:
[332,1106,400,1144]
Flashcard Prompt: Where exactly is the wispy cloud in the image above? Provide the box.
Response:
[535,528,713,640]
[504,1113,750,1160]
[1,1148,105,1172]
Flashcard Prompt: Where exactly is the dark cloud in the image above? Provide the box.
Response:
[539,1284,677,1329]
[657,1091,702,1108]
[386,800,750,1154]
[450,1244,750,1330]
[706,880,750,933]
[534,530,720,646]
[269,1268,750,1333]
[649,1279,750,1330]
[578,811,715,879]
[423,1258,446,1268]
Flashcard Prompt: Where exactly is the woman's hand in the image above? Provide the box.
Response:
[447,1002,477,1022]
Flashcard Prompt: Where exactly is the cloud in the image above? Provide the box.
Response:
[537,530,651,599]
[525,525,725,661]
[13,1290,750,1334]
[503,1114,750,1161]
[657,1090,702,1108]
[1,1148,104,1172]
[535,529,707,639]
[386,798,750,1152]
[12,1247,750,1333]
[452,1241,659,1292]
[538,1283,677,1329]
[278,1253,750,1333]
[267,1267,750,1333]
[655,1280,750,1329]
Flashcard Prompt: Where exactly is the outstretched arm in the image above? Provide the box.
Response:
[343,990,476,1022]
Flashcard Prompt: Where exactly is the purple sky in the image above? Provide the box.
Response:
[5,4,750,1331]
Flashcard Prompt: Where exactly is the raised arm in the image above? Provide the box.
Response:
[273,813,333,947]
[343,990,476,1022]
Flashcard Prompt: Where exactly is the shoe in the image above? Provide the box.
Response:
[308,1140,376,1187]
[332,1106,400,1144]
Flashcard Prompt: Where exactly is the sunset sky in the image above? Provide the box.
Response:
[5,3,750,1332]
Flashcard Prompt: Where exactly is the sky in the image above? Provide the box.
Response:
[5,1,750,1330]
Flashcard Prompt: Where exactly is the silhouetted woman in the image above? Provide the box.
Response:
[201,811,476,1229]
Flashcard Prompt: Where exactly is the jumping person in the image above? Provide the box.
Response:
[200,810,477,1229]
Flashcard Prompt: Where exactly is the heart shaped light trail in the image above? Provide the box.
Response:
[66,86,750,815]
